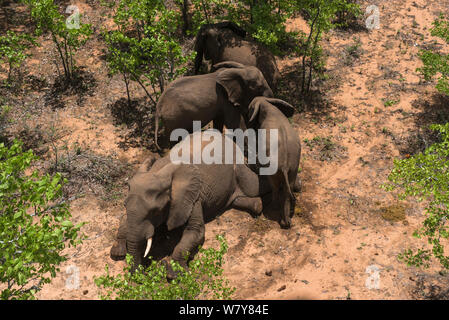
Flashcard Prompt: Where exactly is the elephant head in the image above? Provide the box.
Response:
[124,163,201,271]
[194,22,247,74]
[247,97,296,124]
[215,62,274,110]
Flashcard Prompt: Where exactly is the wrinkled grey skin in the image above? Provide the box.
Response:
[110,133,269,277]
[154,61,273,149]
[245,97,301,229]
[194,22,281,91]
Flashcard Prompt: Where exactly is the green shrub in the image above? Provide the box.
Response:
[0,31,36,83]
[383,16,449,270]
[188,0,298,52]
[103,0,194,107]
[417,15,449,95]
[95,235,235,300]
[383,124,449,269]
[296,0,361,94]
[0,140,85,299]
[29,0,92,82]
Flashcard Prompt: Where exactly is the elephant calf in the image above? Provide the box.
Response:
[110,131,269,277]
[246,97,301,229]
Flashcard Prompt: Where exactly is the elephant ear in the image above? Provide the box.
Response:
[136,155,159,173]
[166,166,202,231]
[216,67,246,107]
[139,168,172,214]
[211,61,245,72]
[265,98,296,118]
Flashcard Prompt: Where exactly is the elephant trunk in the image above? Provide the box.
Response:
[264,87,274,98]
[126,214,155,273]
[126,240,144,273]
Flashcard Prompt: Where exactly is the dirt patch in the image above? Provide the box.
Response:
[303,135,348,161]
[380,204,407,223]
[45,148,132,201]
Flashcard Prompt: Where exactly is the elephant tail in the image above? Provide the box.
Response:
[154,104,161,150]
[283,169,295,201]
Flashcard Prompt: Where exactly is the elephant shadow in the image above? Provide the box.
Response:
[260,193,285,224]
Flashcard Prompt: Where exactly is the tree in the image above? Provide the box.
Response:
[189,0,298,52]
[30,0,92,83]
[295,0,361,95]
[103,0,194,108]
[0,140,85,299]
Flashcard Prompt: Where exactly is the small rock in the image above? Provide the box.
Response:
[301,280,309,285]
[83,290,88,295]
[277,285,286,292]
[265,270,272,277]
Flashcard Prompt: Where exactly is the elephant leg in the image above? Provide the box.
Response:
[110,215,127,261]
[223,104,244,131]
[231,196,262,217]
[213,115,224,132]
[293,175,302,193]
[289,191,296,218]
[268,175,281,205]
[279,189,292,229]
[167,202,205,279]
[235,164,271,197]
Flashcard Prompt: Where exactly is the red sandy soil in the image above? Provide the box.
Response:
[1,0,449,300]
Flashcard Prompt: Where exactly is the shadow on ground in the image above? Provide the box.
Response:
[396,93,449,156]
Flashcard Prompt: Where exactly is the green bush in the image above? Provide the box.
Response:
[0,140,84,300]
[383,124,449,269]
[417,15,449,95]
[103,0,194,107]
[296,0,361,94]
[29,0,92,82]
[0,31,36,83]
[384,16,449,270]
[188,0,298,52]
[95,235,235,300]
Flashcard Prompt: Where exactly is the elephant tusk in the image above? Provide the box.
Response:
[144,238,153,258]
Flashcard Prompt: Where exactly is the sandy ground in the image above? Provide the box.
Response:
[1,0,449,300]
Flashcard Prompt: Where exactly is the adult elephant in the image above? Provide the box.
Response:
[110,131,269,277]
[154,61,273,149]
[193,21,281,91]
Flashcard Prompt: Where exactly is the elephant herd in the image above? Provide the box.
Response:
[110,22,302,278]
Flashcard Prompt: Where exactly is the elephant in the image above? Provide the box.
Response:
[110,130,270,277]
[245,97,301,229]
[193,21,281,91]
[154,61,273,149]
